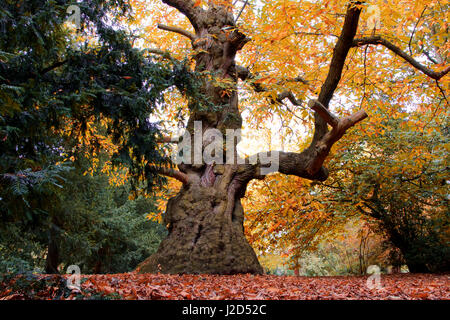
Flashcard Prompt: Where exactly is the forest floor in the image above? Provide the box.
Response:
[0,273,449,300]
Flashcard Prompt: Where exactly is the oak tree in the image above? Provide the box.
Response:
[137,0,448,274]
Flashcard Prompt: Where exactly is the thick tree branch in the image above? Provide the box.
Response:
[305,109,367,174]
[352,36,450,80]
[158,167,189,184]
[161,0,204,32]
[157,23,197,41]
[305,1,363,149]
[308,100,339,128]
[307,1,363,164]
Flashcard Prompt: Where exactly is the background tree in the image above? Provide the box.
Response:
[51,159,168,274]
[324,108,449,273]
[0,156,168,274]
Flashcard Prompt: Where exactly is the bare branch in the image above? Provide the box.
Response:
[306,109,367,176]
[352,36,450,80]
[157,23,196,41]
[148,48,166,55]
[156,136,180,143]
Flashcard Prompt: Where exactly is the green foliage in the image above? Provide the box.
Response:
[55,168,168,273]
[0,161,167,274]
[0,223,47,274]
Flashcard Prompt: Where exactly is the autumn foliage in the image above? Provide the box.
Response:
[1,273,449,300]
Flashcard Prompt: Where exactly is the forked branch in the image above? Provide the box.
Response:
[244,106,367,182]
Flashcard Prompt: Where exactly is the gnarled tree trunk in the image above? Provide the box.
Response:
[139,181,262,274]
[138,1,368,274]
